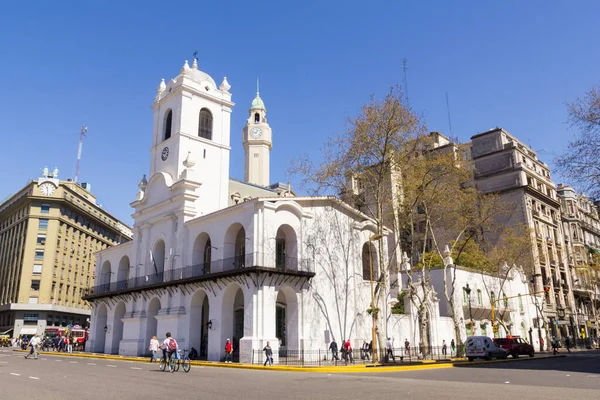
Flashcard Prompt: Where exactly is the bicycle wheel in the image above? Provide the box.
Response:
[159,359,166,372]
[182,357,190,373]
[169,358,176,373]
[175,359,180,372]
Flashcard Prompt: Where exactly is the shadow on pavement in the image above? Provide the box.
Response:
[454,350,600,375]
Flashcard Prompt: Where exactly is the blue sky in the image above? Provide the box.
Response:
[1,1,599,226]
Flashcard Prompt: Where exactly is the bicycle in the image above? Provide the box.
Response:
[159,351,177,373]
[173,349,191,373]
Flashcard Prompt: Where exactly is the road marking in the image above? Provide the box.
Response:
[87,363,96,365]
[130,367,142,370]
[504,381,510,384]
[566,374,570,377]
[107,365,117,368]
[69,361,78,364]
[29,377,40,380]
[55,360,62,362]
[10,373,20,376]
[0,361,8,364]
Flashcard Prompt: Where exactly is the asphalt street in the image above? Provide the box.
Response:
[0,349,598,400]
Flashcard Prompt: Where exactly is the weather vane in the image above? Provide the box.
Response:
[193,49,198,61]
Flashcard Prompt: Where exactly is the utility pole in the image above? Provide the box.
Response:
[74,125,88,183]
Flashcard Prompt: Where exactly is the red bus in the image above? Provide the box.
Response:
[44,327,88,346]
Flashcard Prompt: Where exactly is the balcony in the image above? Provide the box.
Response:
[83,252,315,300]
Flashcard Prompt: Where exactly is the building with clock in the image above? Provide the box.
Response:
[83,60,401,363]
[0,170,132,338]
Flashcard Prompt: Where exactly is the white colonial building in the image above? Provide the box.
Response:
[85,61,542,363]
[85,61,397,362]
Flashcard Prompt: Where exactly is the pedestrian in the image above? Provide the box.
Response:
[329,339,339,362]
[160,332,177,362]
[551,337,559,355]
[386,337,396,362]
[565,336,571,353]
[224,338,233,363]
[67,336,73,353]
[263,341,273,366]
[451,339,456,356]
[368,340,373,359]
[149,335,160,362]
[362,340,370,360]
[343,339,354,364]
[25,334,41,360]
[404,338,410,355]
[442,340,447,356]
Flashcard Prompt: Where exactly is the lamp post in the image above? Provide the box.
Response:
[463,284,473,333]
[368,233,383,363]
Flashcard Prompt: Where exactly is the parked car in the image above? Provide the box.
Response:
[465,336,508,361]
[493,336,535,358]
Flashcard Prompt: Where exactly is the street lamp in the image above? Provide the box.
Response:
[463,284,473,332]
[368,233,383,363]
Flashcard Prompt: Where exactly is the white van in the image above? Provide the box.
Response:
[465,336,508,361]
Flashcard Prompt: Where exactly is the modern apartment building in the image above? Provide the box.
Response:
[470,128,575,340]
[0,168,132,337]
[557,184,600,338]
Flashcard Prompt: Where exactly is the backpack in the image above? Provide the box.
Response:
[168,338,177,352]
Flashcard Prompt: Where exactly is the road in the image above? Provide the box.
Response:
[0,349,598,400]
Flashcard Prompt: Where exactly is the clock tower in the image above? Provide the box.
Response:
[242,86,272,186]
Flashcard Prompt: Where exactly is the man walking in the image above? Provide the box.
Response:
[25,334,41,360]
[442,340,448,356]
[565,336,572,353]
[343,339,354,364]
[329,339,339,363]
[263,341,273,366]
[404,338,410,355]
[386,338,396,362]
[224,338,233,363]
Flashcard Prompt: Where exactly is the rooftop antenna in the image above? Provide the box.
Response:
[445,92,453,138]
[402,58,409,106]
[74,125,88,183]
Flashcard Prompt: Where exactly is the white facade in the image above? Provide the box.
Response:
[86,61,395,362]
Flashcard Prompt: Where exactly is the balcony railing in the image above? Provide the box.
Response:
[84,252,314,297]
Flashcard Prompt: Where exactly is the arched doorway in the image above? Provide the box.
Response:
[275,225,298,269]
[111,302,126,354]
[100,261,112,292]
[192,233,212,275]
[189,289,209,359]
[224,224,246,271]
[276,287,299,350]
[361,242,378,281]
[117,256,130,290]
[221,285,244,362]
[94,303,108,353]
[145,298,161,354]
[150,240,165,283]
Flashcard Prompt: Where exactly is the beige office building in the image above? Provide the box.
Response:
[0,168,132,337]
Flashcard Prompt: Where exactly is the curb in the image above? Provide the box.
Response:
[11,349,566,373]
[454,354,566,367]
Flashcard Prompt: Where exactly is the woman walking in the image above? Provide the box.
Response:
[263,341,273,366]
[149,336,160,362]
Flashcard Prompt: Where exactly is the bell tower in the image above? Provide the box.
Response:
[146,59,235,216]
[242,80,272,186]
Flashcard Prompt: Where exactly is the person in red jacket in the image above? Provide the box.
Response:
[343,339,354,364]
[224,338,233,363]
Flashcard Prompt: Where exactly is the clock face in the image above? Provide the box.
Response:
[40,183,55,196]
[250,127,263,139]
[161,147,169,161]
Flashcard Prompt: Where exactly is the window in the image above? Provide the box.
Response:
[477,289,483,306]
[41,204,50,214]
[198,108,213,139]
[276,306,286,346]
[31,280,40,290]
[164,109,172,140]
[33,264,42,274]
[23,313,38,324]
[37,234,46,245]
[254,113,260,123]
[361,242,378,281]
[35,250,44,260]
[39,219,48,229]
[276,239,286,269]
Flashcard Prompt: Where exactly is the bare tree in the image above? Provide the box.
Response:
[290,86,428,352]
[556,85,600,199]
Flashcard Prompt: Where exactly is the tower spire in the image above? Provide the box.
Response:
[256,77,260,95]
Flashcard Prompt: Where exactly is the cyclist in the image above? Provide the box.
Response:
[160,332,178,362]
